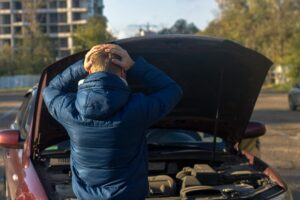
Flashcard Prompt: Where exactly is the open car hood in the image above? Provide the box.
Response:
[33,35,272,151]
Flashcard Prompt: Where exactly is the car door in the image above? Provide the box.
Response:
[4,91,32,198]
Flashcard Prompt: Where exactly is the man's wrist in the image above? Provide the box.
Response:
[126,60,135,71]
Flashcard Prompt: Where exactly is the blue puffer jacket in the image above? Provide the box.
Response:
[43,57,182,200]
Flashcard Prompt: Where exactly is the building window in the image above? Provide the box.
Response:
[0,39,11,46]
[37,14,47,24]
[72,13,82,21]
[14,26,22,35]
[40,26,47,33]
[50,25,58,33]
[39,2,47,9]
[14,14,22,22]
[72,0,80,8]
[59,38,68,47]
[49,1,57,9]
[0,2,10,9]
[94,0,103,15]
[58,0,67,8]
[58,25,70,33]
[0,26,11,34]
[13,2,22,10]
[1,15,11,24]
[58,13,67,23]
[49,13,58,23]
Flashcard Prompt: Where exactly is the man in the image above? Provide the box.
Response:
[43,44,182,200]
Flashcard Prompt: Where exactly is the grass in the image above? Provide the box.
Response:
[0,87,31,93]
[263,83,292,92]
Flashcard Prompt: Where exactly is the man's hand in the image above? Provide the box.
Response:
[104,44,134,71]
[84,44,134,72]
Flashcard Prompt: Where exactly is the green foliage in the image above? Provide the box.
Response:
[72,16,115,52]
[0,28,55,76]
[0,45,17,75]
[159,19,199,34]
[17,25,55,74]
[202,0,300,83]
[286,32,300,84]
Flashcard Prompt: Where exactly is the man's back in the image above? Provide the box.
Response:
[43,45,182,200]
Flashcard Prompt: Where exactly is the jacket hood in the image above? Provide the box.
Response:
[75,72,130,119]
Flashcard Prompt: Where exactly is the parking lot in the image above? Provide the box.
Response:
[251,90,300,199]
[0,90,299,199]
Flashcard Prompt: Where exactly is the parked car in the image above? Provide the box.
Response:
[0,35,293,199]
[288,83,300,111]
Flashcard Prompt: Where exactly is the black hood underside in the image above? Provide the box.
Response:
[36,35,272,150]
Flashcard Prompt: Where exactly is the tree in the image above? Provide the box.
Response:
[16,25,55,74]
[72,16,115,52]
[286,31,300,84]
[202,0,300,83]
[0,45,16,75]
[159,19,199,34]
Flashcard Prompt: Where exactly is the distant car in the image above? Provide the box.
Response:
[288,83,300,111]
[0,35,293,199]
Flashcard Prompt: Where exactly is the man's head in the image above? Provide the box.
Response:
[84,44,134,79]
[88,49,125,78]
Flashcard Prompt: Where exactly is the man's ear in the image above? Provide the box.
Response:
[88,68,93,74]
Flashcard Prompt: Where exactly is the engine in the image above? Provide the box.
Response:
[35,155,281,200]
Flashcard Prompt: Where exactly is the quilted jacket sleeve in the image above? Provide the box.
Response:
[42,59,88,122]
[127,57,183,126]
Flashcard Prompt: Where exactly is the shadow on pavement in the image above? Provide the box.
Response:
[252,109,300,124]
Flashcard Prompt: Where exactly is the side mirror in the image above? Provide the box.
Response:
[243,122,266,139]
[0,129,20,149]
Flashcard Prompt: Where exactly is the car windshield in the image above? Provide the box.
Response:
[147,129,223,144]
[43,129,226,153]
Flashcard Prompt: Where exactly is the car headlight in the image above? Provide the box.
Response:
[271,189,293,200]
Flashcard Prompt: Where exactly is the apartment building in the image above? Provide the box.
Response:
[0,0,103,58]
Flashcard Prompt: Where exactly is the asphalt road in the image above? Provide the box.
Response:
[251,90,300,199]
[0,92,24,129]
[0,91,299,199]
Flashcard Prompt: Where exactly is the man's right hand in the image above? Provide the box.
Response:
[104,44,135,71]
[84,44,134,73]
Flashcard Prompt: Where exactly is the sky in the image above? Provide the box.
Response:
[103,0,219,39]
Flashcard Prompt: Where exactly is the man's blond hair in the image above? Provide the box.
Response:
[89,49,121,74]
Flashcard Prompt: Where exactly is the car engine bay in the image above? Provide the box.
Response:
[35,151,284,200]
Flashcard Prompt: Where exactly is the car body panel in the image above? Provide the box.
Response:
[2,88,47,200]
[4,148,47,200]
[34,35,272,151]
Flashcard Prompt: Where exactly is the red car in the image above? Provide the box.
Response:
[0,35,293,199]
